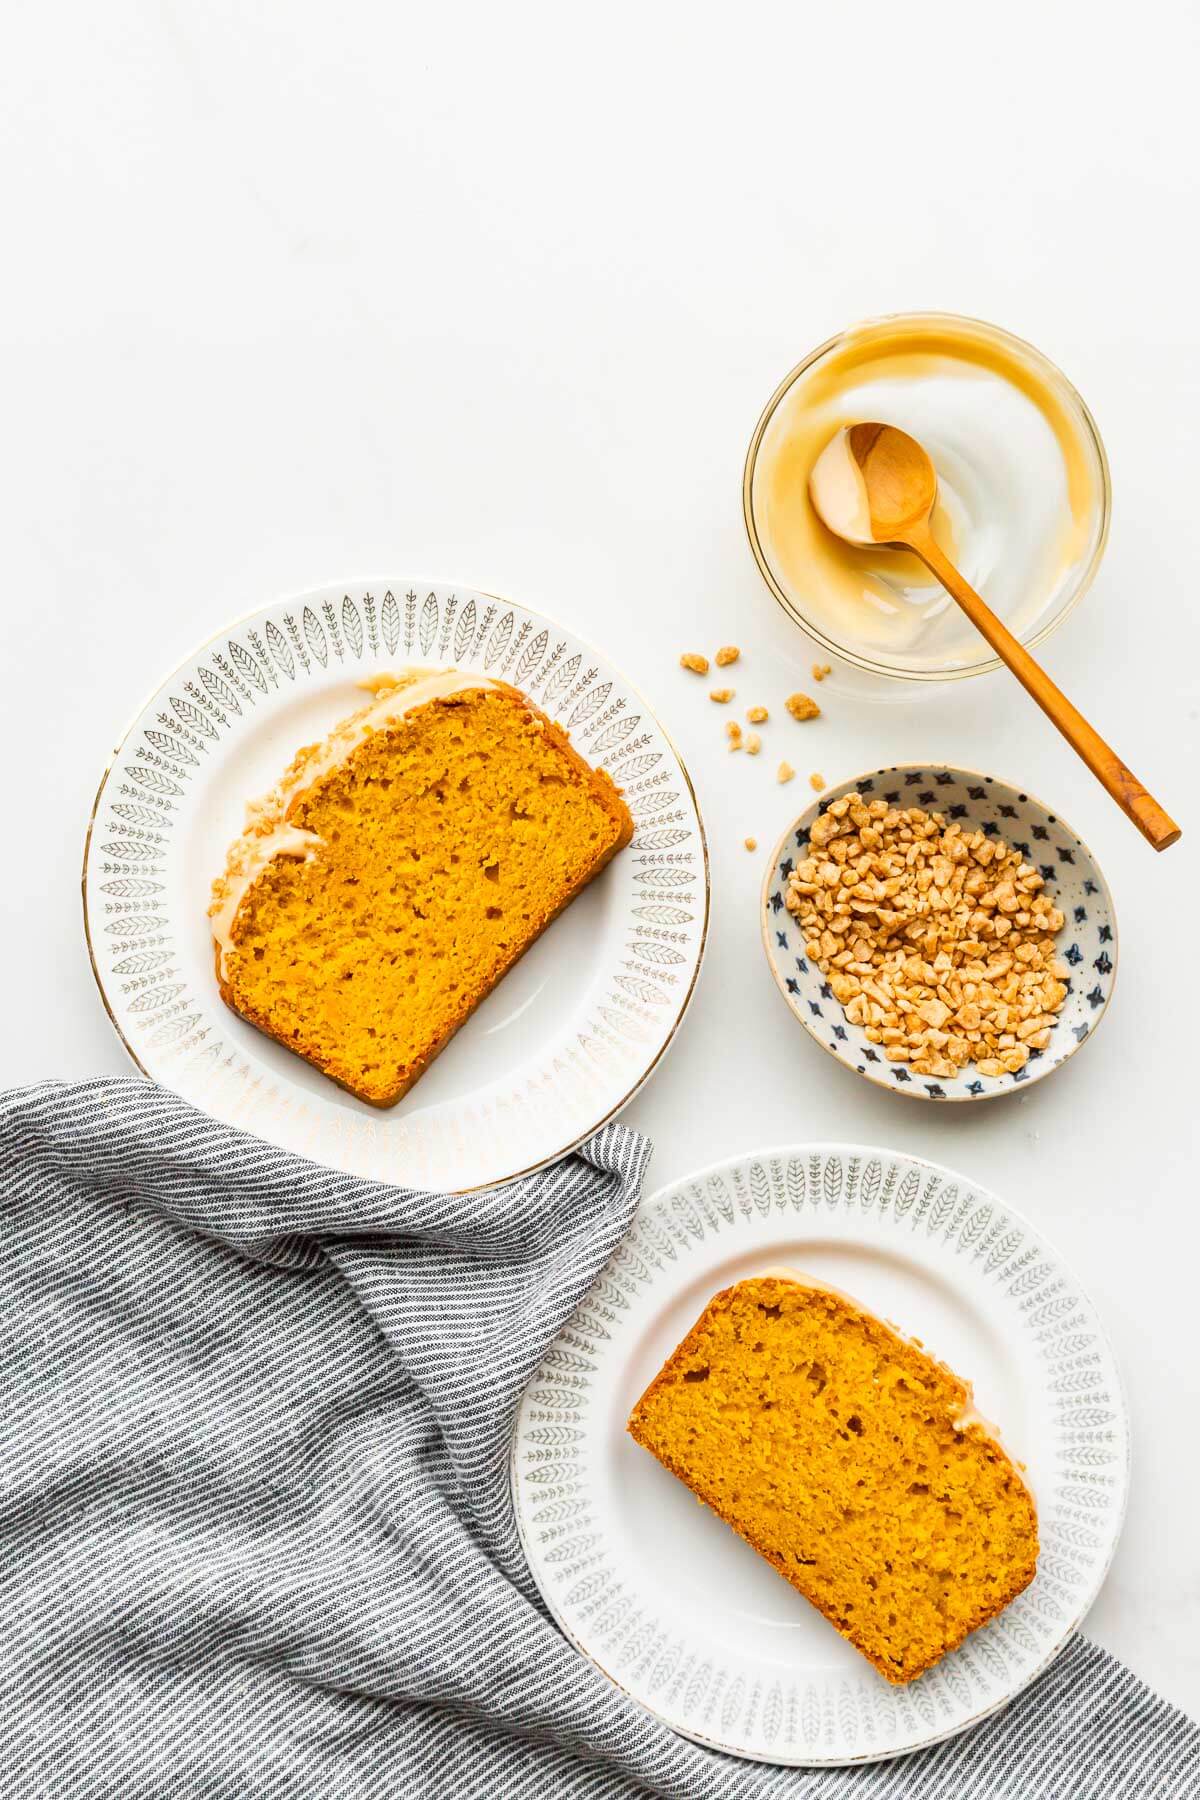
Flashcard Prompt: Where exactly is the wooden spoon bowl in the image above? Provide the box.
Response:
[808,423,1180,852]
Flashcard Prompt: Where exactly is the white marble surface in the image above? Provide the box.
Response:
[3,0,1198,1723]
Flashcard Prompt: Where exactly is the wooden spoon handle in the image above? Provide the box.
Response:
[907,524,1181,852]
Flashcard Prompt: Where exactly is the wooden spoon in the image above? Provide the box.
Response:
[808,422,1181,852]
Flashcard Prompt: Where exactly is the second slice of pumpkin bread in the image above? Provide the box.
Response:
[627,1274,1038,1683]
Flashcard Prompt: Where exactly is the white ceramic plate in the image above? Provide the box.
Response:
[84,582,708,1192]
[512,1145,1128,1766]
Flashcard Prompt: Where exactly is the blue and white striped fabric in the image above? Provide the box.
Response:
[2,1079,1196,1798]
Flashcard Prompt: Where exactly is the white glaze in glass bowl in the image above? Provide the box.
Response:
[744,313,1110,683]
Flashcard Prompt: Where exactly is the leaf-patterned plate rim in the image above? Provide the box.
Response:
[82,579,709,1192]
[511,1143,1129,1766]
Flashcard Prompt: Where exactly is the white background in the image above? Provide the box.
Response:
[3,0,1198,1723]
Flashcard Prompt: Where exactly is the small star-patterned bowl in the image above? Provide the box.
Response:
[761,765,1117,1103]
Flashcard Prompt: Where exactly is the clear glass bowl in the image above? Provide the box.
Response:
[742,312,1111,683]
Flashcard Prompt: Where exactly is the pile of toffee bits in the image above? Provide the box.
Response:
[785,793,1070,1079]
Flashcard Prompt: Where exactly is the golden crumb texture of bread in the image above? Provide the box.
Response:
[210,675,634,1106]
[626,1275,1038,1683]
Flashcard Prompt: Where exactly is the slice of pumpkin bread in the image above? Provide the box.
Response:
[627,1274,1038,1682]
[210,670,633,1105]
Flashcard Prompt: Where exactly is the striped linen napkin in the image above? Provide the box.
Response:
[2,1079,1196,1798]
